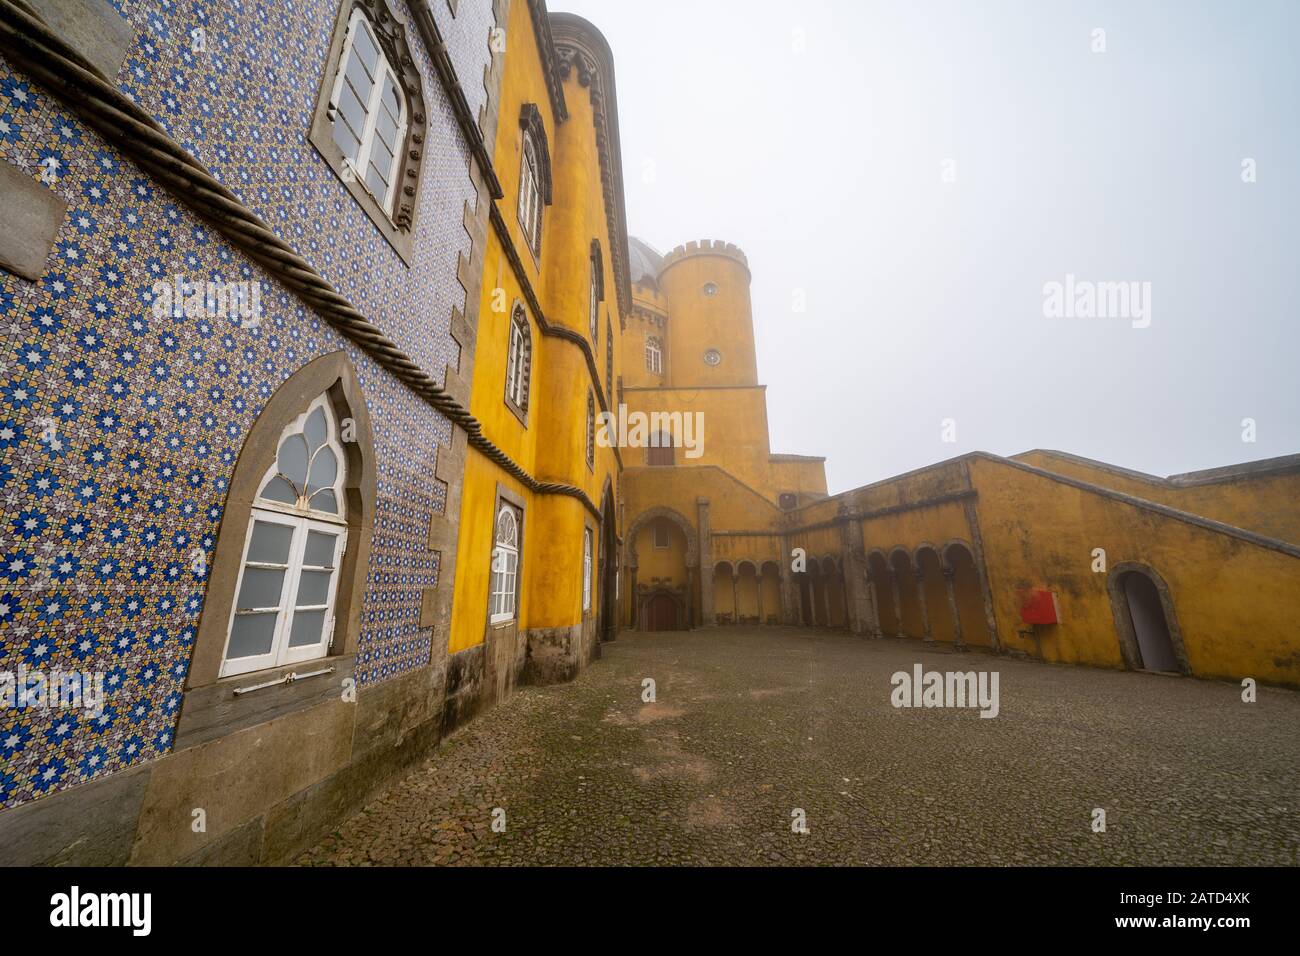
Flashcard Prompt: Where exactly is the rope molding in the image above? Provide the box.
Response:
[0,0,601,519]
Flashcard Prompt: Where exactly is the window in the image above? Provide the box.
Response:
[505,304,531,414]
[489,504,520,624]
[519,136,543,256]
[517,105,552,259]
[311,1,425,261]
[652,521,670,550]
[703,282,719,296]
[779,492,798,511]
[703,348,722,367]
[589,240,604,343]
[645,334,663,375]
[605,317,613,398]
[582,527,593,612]
[328,10,407,210]
[586,391,596,468]
[648,431,674,467]
[222,395,348,678]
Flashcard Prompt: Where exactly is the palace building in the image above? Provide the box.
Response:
[0,0,1296,866]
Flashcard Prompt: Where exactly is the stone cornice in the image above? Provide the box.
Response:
[525,0,568,122]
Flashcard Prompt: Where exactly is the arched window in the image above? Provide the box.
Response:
[586,391,596,468]
[490,504,520,624]
[517,104,552,260]
[311,1,426,262]
[505,304,532,414]
[582,527,593,612]
[647,430,674,467]
[222,394,349,677]
[645,334,663,375]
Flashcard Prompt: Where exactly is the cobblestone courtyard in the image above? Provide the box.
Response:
[298,628,1300,866]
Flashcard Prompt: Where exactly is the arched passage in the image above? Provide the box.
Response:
[736,561,761,623]
[822,556,847,628]
[867,551,896,638]
[890,548,923,639]
[916,545,953,643]
[1108,563,1189,674]
[942,541,992,648]
[760,561,782,624]
[714,561,736,623]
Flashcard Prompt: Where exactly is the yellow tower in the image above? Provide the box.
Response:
[658,240,758,388]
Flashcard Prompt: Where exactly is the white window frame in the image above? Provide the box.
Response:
[582,527,593,612]
[220,395,350,678]
[327,8,408,213]
[489,504,520,625]
[519,134,543,255]
[645,334,663,375]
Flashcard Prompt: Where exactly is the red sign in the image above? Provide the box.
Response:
[1018,588,1060,625]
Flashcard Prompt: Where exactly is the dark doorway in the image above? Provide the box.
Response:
[1120,570,1179,672]
[797,574,813,625]
[645,593,679,631]
[598,486,617,642]
[647,431,674,466]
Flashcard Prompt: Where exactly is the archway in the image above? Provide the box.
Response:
[736,561,760,624]
[867,551,896,638]
[808,560,828,626]
[598,482,618,642]
[644,592,680,631]
[1108,563,1188,674]
[942,541,992,648]
[714,561,736,624]
[822,556,847,628]
[917,545,953,642]
[625,506,698,629]
[890,548,923,639]
[760,561,782,624]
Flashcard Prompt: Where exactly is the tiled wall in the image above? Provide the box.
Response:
[0,0,495,808]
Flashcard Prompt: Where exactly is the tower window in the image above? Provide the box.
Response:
[517,104,552,260]
[703,348,722,367]
[589,240,604,343]
[702,282,719,296]
[779,492,798,511]
[652,521,670,549]
[645,334,663,375]
[647,431,674,467]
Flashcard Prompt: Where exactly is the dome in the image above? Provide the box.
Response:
[628,235,664,285]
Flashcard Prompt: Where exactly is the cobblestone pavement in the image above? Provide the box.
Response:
[297,628,1300,866]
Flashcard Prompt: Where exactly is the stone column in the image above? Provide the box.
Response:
[915,564,934,644]
[685,566,696,628]
[839,514,872,635]
[731,569,739,625]
[779,537,801,624]
[943,565,967,651]
[756,575,764,624]
[866,572,884,639]
[889,569,905,639]
[697,497,715,626]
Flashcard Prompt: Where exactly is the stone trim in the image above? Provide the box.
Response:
[625,505,699,568]
[0,159,67,280]
[25,0,133,82]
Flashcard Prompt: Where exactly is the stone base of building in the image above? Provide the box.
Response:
[0,623,601,866]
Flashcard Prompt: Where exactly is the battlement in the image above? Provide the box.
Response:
[660,239,749,273]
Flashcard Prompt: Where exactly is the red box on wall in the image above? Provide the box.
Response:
[1018,587,1061,625]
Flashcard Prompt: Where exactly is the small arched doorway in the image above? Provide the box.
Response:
[1107,563,1189,674]
[645,592,679,631]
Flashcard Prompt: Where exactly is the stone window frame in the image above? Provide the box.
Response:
[309,0,427,266]
[176,352,375,748]
[645,333,663,375]
[605,315,613,398]
[517,103,552,263]
[503,300,532,426]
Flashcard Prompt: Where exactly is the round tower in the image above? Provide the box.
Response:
[657,240,757,388]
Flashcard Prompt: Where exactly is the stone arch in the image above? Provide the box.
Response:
[626,506,698,568]
[867,549,896,639]
[941,540,993,648]
[916,544,952,642]
[714,560,737,623]
[890,547,923,639]
[1107,562,1190,675]
[735,560,761,623]
[189,351,375,689]
[759,560,782,625]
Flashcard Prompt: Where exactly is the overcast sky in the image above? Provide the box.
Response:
[550,0,1300,494]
